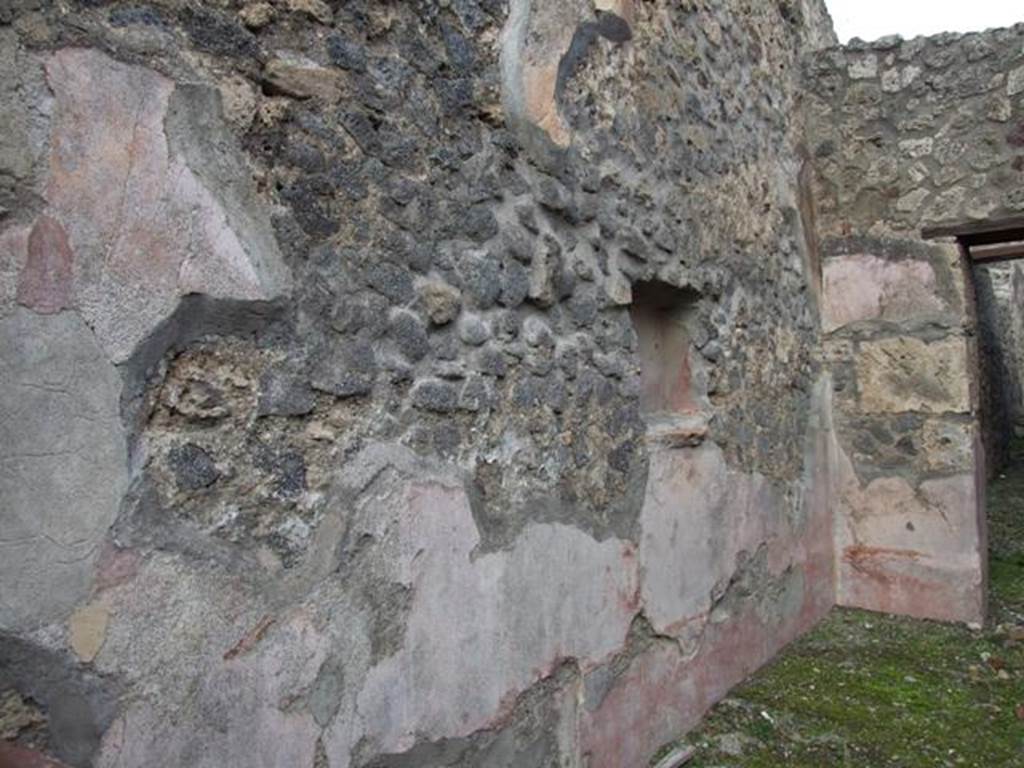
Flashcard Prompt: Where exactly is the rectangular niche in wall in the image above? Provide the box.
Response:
[629,281,708,445]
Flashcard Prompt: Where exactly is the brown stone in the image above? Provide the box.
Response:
[420,281,462,326]
[263,56,344,102]
[0,689,44,740]
[920,419,975,472]
[239,2,275,29]
[16,215,73,315]
[285,0,333,25]
[219,75,258,128]
[522,61,571,148]
[69,599,110,662]
[856,336,971,414]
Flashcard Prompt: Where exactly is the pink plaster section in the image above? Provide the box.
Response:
[0,742,69,768]
[835,444,985,624]
[15,215,73,313]
[581,492,836,767]
[89,399,839,768]
[39,48,288,362]
[93,541,142,592]
[584,391,837,767]
[355,480,640,753]
[579,603,807,768]
[822,253,945,333]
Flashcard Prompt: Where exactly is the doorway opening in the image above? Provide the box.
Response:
[925,215,1024,625]
[925,216,1024,474]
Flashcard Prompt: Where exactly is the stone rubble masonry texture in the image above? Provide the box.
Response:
[0,1,1014,767]
[805,25,1024,626]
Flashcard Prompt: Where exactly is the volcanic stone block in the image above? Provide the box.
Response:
[856,336,971,415]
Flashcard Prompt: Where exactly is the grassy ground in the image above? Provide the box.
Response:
[668,447,1024,767]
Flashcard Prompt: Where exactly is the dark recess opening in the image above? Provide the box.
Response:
[628,281,702,419]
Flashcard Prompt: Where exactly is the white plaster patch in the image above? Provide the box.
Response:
[638,442,781,636]
[95,557,338,768]
[901,65,922,88]
[847,54,878,80]
[355,476,638,752]
[880,68,901,93]
[896,187,931,213]
[898,137,933,158]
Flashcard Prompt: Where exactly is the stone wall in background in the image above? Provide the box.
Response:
[0,1,838,767]
[804,26,1024,624]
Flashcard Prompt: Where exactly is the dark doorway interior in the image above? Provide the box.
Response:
[925,216,1024,475]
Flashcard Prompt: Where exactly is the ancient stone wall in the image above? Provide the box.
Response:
[804,26,1024,624]
[0,1,839,767]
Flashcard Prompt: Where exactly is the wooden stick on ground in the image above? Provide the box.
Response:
[652,745,697,768]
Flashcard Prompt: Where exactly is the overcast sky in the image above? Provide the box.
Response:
[826,0,1022,43]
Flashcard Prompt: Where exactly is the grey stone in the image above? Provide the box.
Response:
[457,314,491,347]
[331,294,391,338]
[494,311,522,341]
[500,258,531,308]
[556,342,580,379]
[514,203,540,235]
[257,368,316,417]
[255,448,307,498]
[459,377,493,412]
[536,175,572,215]
[366,262,415,305]
[410,379,459,413]
[544,376,569,413]
[566,288,599,327]
[524,348,555,376]
[0,30,49,187]
[309,655,345,727]
[168,443,220,491]
[475,345,509,378]
[0,634,122,767]
[431,330,461,361]
[432,423,462,456]
[327,34,368,72]
[593,352,626,379]
[527,238,564,308]
[389,309,430,361]
[460,205,500,242]
[522,316,554,348]
[458,251,502,309]
[311,341,377,397]
[502,227,535,264]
